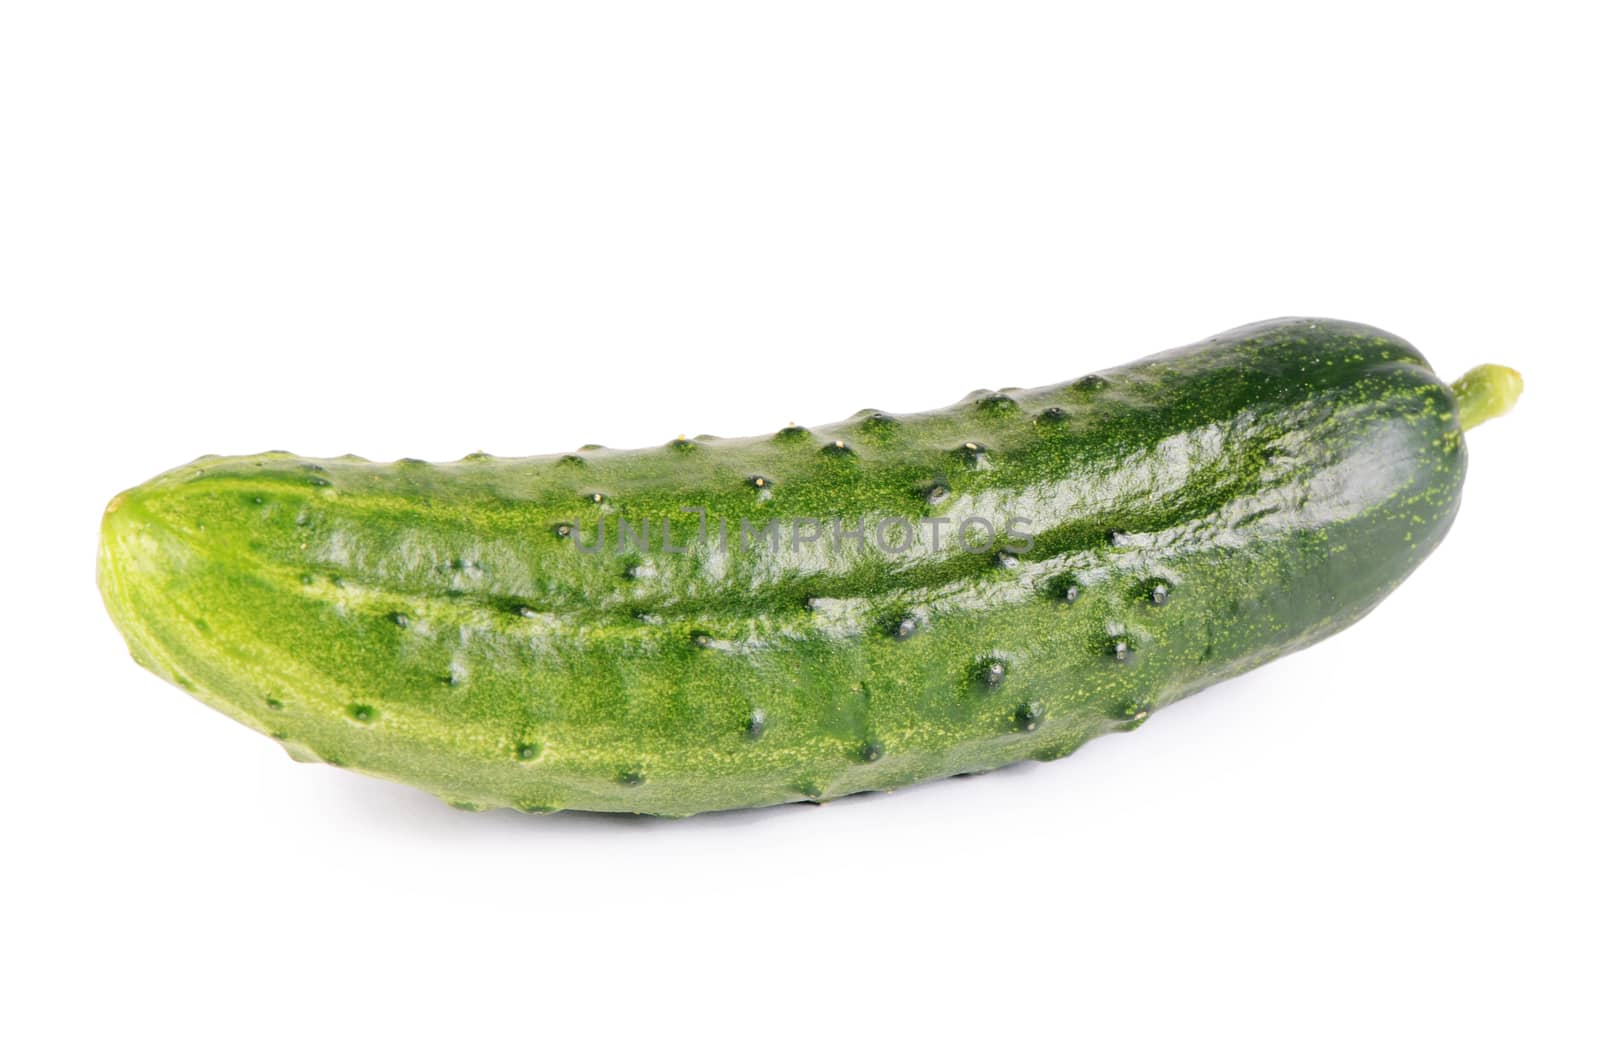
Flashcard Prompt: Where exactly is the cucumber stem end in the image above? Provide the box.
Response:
[1451,364,1523,431]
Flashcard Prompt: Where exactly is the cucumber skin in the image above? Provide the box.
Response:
[97,318,1468,816]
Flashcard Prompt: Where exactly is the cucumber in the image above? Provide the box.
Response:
[97,318,1521,816]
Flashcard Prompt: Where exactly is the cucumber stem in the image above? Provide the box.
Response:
[1451,364,1523,431]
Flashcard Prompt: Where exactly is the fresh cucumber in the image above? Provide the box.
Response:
[97,318,1521,816]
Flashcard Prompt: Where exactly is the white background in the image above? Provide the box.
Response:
[4,3,1596,1057]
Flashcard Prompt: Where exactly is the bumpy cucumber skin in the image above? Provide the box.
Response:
[98,318,1468,816]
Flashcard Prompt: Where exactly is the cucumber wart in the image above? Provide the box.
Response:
[97,318,1521,816]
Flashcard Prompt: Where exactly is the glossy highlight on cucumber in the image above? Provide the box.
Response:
[97,318,1521,816]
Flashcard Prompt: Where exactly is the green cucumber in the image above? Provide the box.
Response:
[97,318,1521,816]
